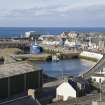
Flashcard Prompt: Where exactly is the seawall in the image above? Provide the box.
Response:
[79,51,103,62]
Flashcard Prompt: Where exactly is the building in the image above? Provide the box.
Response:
[48,93,105,105]
[92,101,105,105]
[56,81,76,101]
[39,35,61,46]
[24,31,41,41]
[60,32,78,39]
[0,62,43,100]
[0,96,41,105]
[91,73,105,83]
[56,77,90,101]
[60,32,80,48]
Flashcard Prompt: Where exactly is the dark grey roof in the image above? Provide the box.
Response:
[48,93,105,105]
[0,62,41,79]
[73,77,89,84]
[92,74,105,77]
[0,96,39,105]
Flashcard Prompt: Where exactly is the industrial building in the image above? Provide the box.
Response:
[0,62,43,100]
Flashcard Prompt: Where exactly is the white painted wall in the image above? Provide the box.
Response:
[42,40,60,45]
[64,40,76,47]
[56,82,76,101]
[80,51,103,60]
[91,76,105,83]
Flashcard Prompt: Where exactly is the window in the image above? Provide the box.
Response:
[93,78,96,81]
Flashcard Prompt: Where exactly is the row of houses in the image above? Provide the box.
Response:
[38,32,105,53]
[38,32,81,48]
[91,68,105,83]
[22,31,105,53]
[56,77,90,101]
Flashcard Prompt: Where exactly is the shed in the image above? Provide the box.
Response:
[0,62,43,100]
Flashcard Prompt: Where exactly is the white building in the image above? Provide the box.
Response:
[64,39,76,47]
[91,73,105,83]
[38,35,55,41]
[60,32,78,39]
[42,40,60,46]
[39,35,61,46]
[24,31,36,38]
[56,81,76,101]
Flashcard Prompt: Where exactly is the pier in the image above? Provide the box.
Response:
[40,45,81,59]
[0,39,30,48]
[11,54,52,61]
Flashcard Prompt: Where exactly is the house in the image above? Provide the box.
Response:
[24,31,41,40]
[56,77,90,101]
[39,35,61,46]
[56,81,76,101]
[91,73,105,83]
[60,32,78,39]
[92,101,105,105]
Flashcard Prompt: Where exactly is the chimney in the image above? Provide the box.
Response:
[28,89,35,99]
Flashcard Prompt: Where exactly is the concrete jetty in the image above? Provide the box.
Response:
[11,54,52,61]
[40,45,81,59]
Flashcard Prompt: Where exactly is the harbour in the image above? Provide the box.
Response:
[0,29,105,105]
[33,59,96,78]
[0,0,105,104]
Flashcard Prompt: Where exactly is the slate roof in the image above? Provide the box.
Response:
[0,96,40,105]
[48,93,105,105]
[0,62,41,79]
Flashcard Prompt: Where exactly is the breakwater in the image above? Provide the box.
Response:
[11,54,52,61]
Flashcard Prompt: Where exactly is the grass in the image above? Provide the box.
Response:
[0,48,22,58]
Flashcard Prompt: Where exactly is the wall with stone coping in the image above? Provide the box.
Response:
[80,51,103,61]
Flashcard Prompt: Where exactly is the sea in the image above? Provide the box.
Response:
[0,27,105,38]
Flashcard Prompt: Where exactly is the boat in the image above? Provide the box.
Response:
[52,55,60,62]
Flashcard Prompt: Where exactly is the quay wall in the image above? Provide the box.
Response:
[80,51,103,61]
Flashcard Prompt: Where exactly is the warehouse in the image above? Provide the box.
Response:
[0,62,43,100]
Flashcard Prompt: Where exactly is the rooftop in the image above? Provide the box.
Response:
[92,73,105,77]
[0,62,41,79]
[0,96,39,105]
[48,93,105,105]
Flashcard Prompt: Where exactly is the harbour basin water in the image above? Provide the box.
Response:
[32,59,96,78]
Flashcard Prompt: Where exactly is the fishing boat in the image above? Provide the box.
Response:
[52,55,60,62]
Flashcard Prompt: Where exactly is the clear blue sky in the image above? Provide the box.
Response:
[0,0,105,27]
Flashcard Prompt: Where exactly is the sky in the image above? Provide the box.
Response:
[0,0,105,27]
